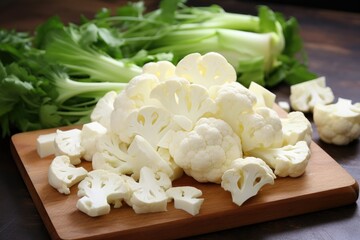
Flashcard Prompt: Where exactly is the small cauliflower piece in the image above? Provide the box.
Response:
[278,101,290,112]
[290,76,334,112]
[210,82,256,135]
[281,111,313,146]
[166,186,204,216]
[248,81,276,108]
[36,132,56,158]
[48,155,88,195]
[80,122,107,161]
[77,169,130,217]
[169,117,243,183]
[239,107,283,153]
[90,91,117,130]
[314,98,360,145]
[128,167,171,214]
[248,141,311,177]
[175,52,236,89]
[54,129,84,165]
[221,157,275,206]
[142,61,176,81]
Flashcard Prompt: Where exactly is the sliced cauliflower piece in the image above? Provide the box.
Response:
[90,91,117,130]
[128,167,171,214]
[76,169,130,217]
[221,157,275,206]
[248,141,311,177]
[80,122,107,161]
[248,81,276,108]
[54,129,84,165]
[281,111,313,146]
[36,132,56,158]
[314,98,360,145]
[175,52,236,89]
[290,76,334,112]
[166,186,204,216]
[239,107,283,153]
[169,117,242,183]
[150,79,217,128]
[48,155,88,195]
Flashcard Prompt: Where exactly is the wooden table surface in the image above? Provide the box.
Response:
[0,0,359,239]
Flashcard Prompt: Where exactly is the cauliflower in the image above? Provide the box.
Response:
[239,107,283,153]
[169,117,242,183]
[110,73,161,136]
[142,61,176,81]
[80,122,107,161]
[248,141,311,177]
[150,79,217,129]
[36,132,56,158]
[221,157,275,206]
[54,129,84,165]
[127,166,171,214]
[175,52,236,88]
[166,186,204,216]
[281,111,313,146]
[210,82,256,135]
[290,76,334,112]
[119,105,176,148]
[92,133,174,180]
[90,91,117,130]
[48,155,88,195]
[314,98,360,145]
[248,81,276,108]
[77,169,130,217]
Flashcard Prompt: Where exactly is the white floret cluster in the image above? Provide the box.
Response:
[37,52,313,217]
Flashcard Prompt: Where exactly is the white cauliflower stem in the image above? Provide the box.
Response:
[248,141,311,177]
[281,111,312,146]
[166,186,204,216]
[77,169,130,217]
[314,98,360,145]
[48,155,88,195]
[290,76,334,112]
[36,132,56,158]
[170,117,242,183]
[221,157,275,206]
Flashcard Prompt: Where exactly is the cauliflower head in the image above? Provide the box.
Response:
[169,117,242,183]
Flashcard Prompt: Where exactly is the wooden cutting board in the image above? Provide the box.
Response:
[10,123,359,240]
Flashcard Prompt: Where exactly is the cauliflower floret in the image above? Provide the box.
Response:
[239,107,283,153]
[110,73,161,136]
[210,82,256,135]
[77,169,130,217]
[80,122,107,161]
[48,155,88,195]
[54,129,84,165]
[290,76,334,112]
[150,79,217,129]
[175,52,236,89]
[314,98,360,145]
[248,141,311,177]
[169,117,242,183]
[221,157,275,206]
[248,81,276,108]
[142,61,176,81]
[166,186,204,216]
[281,111,313,146]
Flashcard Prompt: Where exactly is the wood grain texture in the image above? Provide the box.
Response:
[10,123,358,240]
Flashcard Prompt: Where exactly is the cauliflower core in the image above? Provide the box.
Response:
[170,117,242,183]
